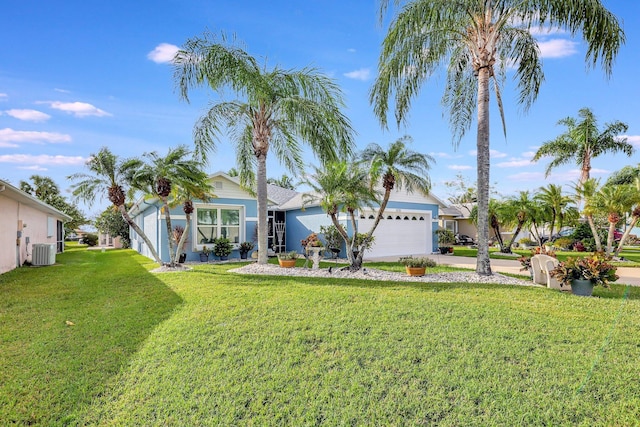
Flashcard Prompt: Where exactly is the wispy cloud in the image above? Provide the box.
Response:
[0,128,72,147]
[54,88,71,93]
[18,165,49,171]
[148,43,180,64]
[468,149,508,158]
[347,48,356,53]
[0,93,7,101]
[622,134,640,147]
[448,164,473,171]
[537,39,579,58]
[5,109,51,122]
[343,68,371,81]
[429,152,458,159]
[496,158,534,168]
[0,154,86,166]
[40,101,111,118]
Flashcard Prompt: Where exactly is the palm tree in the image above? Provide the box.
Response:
[68,147,162,264]
[533,108,632,185]
[127,145,209,267]
[596,184,633,255]
[535,184,576,239]
[499,191,536,253]
[267,174,296,190]
[301,161,380,270]
[615,178,640,257]
[573,178,603,252]
[169,173,216,265]
[371,0,624,275]
[361,135,434,235]
[174,32,354,264]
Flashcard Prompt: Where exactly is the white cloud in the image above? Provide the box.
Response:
[507,171,545,181]
[42,101,111,118]
[0,93,7,101]
[0,128,72,146]
[5,109,51,122]
[448,165,473,170]
[18,165,49,171]
[468,149,508,158]
[0,154,86,166]
[429,152,455,159]
[538,39,579,58]
[621,134,640,147]
[496,158,534,168]
[343,68,371,81]
[54,88,71,93]
[148,43,180,64]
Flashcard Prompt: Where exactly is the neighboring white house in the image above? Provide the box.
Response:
[0,179,72,274]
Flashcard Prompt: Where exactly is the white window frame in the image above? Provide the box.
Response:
[193,204,244,250]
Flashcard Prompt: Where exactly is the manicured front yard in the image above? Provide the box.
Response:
[2,247,640,425]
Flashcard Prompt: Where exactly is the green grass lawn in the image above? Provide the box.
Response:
[2,247,640,425]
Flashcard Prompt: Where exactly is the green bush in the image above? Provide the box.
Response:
[552,237,574,250]
[83,233,98,247]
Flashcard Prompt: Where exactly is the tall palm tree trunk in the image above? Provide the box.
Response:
[118,204,162,264]
[161,199,176,267]
[476,68,492,275]
[586,214,603,252]
[615,214,639,257]
[256,152,269,265]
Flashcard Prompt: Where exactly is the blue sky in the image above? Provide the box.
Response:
[1,0,639,217]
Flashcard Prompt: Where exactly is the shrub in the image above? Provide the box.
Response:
[212,237,233,257]
[83,233,98,247]
[399,256,436,268]
[519,237,534,246]
[278,250,298,260]
[319,225,342,249]
[552,237,574,250]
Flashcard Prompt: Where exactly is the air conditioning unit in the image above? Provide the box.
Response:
[32,243,56,266]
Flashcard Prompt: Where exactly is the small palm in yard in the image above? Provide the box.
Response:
[173,32,355,265]
[68,147,162,264]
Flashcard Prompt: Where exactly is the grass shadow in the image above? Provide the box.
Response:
[0,248,183,426]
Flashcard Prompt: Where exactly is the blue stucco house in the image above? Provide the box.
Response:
[128,171,446,262]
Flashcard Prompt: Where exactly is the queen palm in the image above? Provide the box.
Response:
[68,147,162,264]
[596,184,633,255]
[573,178,603,252]
[535,184,576,239]
[169,173,216,265]
[174,33,354,264]
[615,178,640,257]
[128,145,209,267]
[533,108,632,185]
[361,135,434,235]
[372,0,624,275]
[302,161,380,270]
[498,191,536,253]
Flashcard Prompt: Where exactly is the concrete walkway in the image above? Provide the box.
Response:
[366,253,640,286]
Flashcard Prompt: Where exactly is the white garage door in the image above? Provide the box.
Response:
[359,212,432,258]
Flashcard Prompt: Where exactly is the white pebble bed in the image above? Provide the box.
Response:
[229,263,535,286]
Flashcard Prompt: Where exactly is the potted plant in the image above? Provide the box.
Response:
[278,250,298,268]
[399,256,436,276]
[550,252,619,296]
[213,237,233,261]
[200,245,210,262]
[435,229,455,254]
[238,241,254,260]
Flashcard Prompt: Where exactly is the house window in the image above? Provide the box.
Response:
[195,206,242,247]
[442,220,457,234]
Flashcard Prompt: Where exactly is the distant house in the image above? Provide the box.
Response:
[128,171,447,262]
[0,179,72,274]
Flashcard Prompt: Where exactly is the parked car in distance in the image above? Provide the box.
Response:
[455,234,475,245]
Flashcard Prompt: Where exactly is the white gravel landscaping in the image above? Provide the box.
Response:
[229,263,536,286]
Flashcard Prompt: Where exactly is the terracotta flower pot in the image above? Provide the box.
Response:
[405,266,426,277]
[278,259,296,268]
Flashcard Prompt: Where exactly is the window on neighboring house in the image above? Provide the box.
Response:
[195,206,242,247]
[47,216,55,237]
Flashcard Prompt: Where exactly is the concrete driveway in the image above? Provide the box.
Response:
[366,253,640,286]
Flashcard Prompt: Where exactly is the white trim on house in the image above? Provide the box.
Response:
[192,203,245,250]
